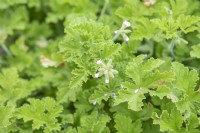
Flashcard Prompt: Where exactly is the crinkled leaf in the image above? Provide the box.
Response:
[17,97,63,133]
[152,108,184,132]
[177,15,200,33]
[172,62,199,93]
[190,44,200,58]
[0,105,14,130]
[126,55,173,88]
[69,68,88,89]
[114,82,146,111]
[79,111,110,133]
[114,114,142,133]
[89,85,110,105]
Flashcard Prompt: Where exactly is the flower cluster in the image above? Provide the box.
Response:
[113,20,132,42]
[95,59,118,83]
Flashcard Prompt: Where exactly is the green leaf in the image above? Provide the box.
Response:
[69,68,88,89]
[152,108,184,132]
[17,97,63,133]
[89,85,110,105]
[190,44,200,58]
[79,111,110,133]
[0,6,28,34]
[184,113,199,133]
[74,90,94,112]
[0,105,14,131]
[170,0,190,17]
[0,0,26,9]
[0,67,18,89]
[126,55,173,88]
[98,41,121,60]
[131,18,157,40]
[60,20,111,62]
[171,62,199,93]
[177,15,200,33]
[114,114,142,133]
[0,68,34,105]
[114,82,146,111]
[176,91,200,113]
[114,56,174,111]
[151,17,178,39]
[149,86,171,99]
[56,84,81,104]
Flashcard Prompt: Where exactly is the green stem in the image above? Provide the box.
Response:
[112,34,120,41]
[1,44,12,57]
[169,39,175,57]
[98,0,109,21]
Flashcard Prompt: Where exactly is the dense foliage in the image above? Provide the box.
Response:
[1,0,200,132]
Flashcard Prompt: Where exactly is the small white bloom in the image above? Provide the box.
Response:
[95,73,99,78]
[124,36,129,42]
[92,100,97,105]
[120,84,124,89]
[104,70,109,75]
[114,30,118,34]
[122,34,130,42]
[134,89,139,93]
[104,93,108,97]
[111,92,117,99]
[36,38,48,48]
[40,56,57,68]
[95,59,118,84]
[96,59,102,65]
[123,20,131,27]
[144,54,148,57]
[105,79,109,83]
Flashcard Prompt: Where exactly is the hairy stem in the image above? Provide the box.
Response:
[98,0,109,20]
[1,44,12,57]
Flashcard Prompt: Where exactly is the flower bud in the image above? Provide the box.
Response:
[122,33,129,42]
[40,56,57,68]
[122,20,131,27]
[96,59,103,65]
[95,73,99,78]
[114,30,118,34]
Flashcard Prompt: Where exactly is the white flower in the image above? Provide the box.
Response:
[95,73,99,78]
[113,21,131,42]
[122,20,131,27]
[134,88,142,93]
[40,56,57,68]
[105,79,109,83]
[95,59,118,84]
[134,89,139,93]
[123,36,129,42]
[36,38,48,48]
[92,100,97,105]
[111,92,117,99]
[120,84,124,89]
[104,93,108,97]
[96,59,102,65]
